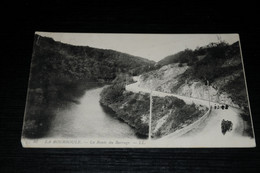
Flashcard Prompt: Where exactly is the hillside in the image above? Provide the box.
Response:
[100,80,207,138]
[98,40,253,139]
[23,34,155,138]
[139,41,249,110]
[156,49,196,67]
[31,34,155,85]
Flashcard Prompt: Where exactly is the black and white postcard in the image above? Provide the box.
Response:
[21,32,256,147]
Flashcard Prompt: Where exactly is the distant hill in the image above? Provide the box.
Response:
[157,41,240,69]
[31,35,155,87]
[157,49,196,67]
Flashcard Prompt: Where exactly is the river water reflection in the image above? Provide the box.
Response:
[48,85,139,139]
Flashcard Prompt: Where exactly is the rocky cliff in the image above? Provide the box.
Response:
[138,41,249,110]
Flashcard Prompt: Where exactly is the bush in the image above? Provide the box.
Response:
[221,119,233,135]
[100,83,125,105]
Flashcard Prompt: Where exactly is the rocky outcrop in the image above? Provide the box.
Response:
[173,80,240,108]
[139,63,188,90]
[139,63,245,109]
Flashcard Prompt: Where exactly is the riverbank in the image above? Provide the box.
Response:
[46,86,139,139]
[99,83,208,139]
[99,104,148,139]
[100,84,150,137]
[23,81,107,138]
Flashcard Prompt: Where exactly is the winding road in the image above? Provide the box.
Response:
[126,76,255,147]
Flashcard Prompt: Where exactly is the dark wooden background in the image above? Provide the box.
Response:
[1,1,260,172]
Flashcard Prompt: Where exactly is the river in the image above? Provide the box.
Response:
[47,85,138,139]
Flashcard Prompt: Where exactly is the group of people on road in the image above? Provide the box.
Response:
[214,104,229,110]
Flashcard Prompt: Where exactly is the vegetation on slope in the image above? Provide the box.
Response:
[157,49,198,67]
[176,41,248,109]
[151,96,207,138]
[157,41,241,83]
[100,79,207,138]
[23,35,154,138]
[143,41,249,110]
[138,41,253,138]
[184,42,242,83]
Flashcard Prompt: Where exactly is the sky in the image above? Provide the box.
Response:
[36,32,240,62]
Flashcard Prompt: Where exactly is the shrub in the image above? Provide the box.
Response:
[221,119,233,135]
